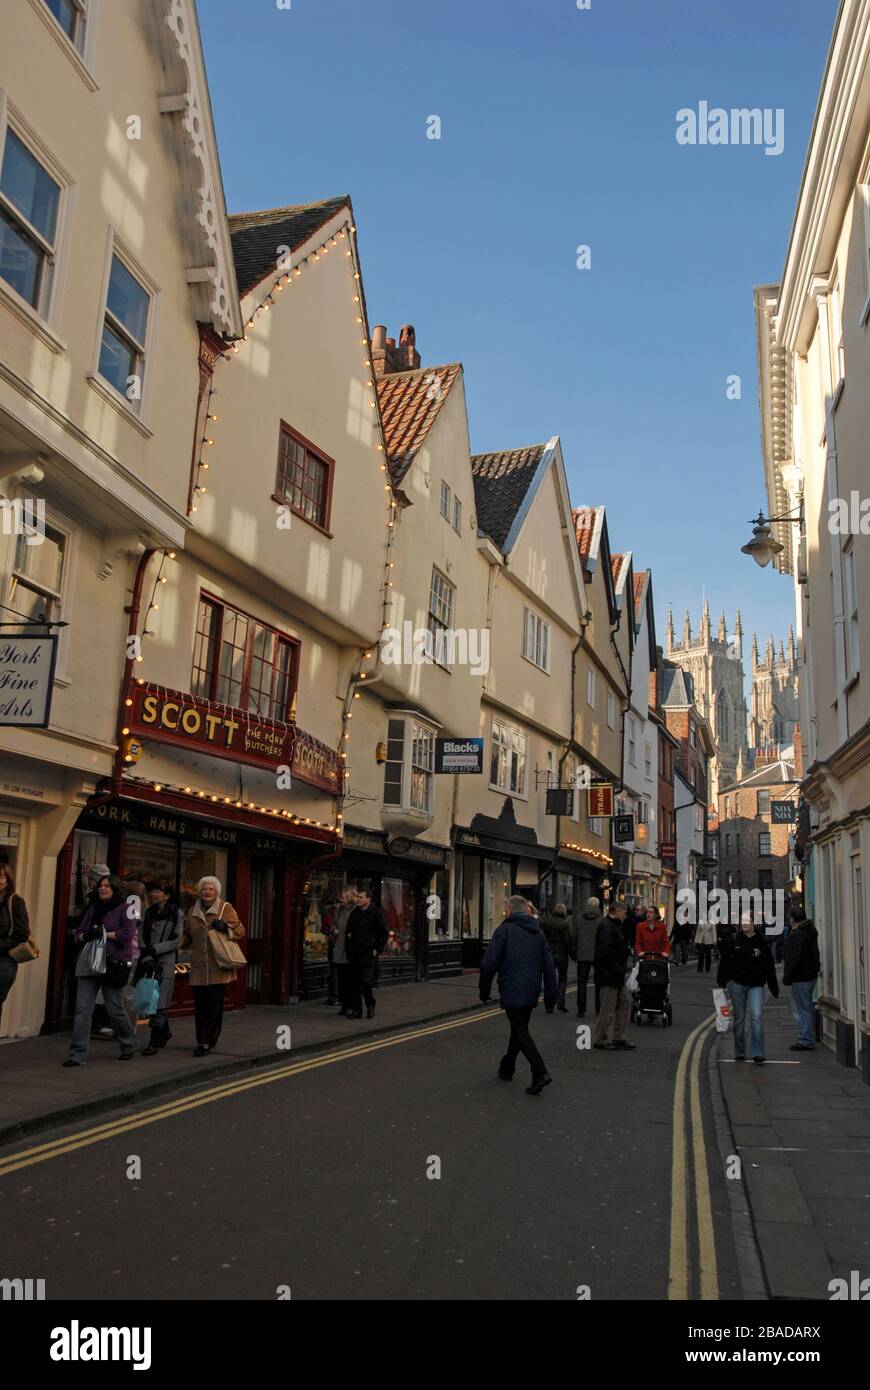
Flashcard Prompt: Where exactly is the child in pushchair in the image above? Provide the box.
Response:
[631,952,673,1026]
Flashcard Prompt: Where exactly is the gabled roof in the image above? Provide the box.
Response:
[633,571,647,621]
[228,196,351,296]
[573,505,617,623]
[611,553,625,586]
[376,364,462,485]
[662,663,694,708]
[723,758,798,791]
[471,444,548,552]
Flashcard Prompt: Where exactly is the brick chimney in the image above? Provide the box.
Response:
[371,324,421,378]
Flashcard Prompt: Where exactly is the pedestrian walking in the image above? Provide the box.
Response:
[330,886,359,1016]
[136,881,183,1055]
[0,865,29,1016]
[670,915,692,965]
[571,895,604,1016]
[635,906,670,959]
[694,919,716,972]
[181,876,245,1056]
[81,862,114,1039]
[592,901,636,1051]
[717,912,779,1064]
[64,874,138,1066]
[345,888,388,1019]
[479,894,556,1094]
[541,902,572,1012]
[783,908,820,1052]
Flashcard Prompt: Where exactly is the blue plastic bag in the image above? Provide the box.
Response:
[133,975,160,1018]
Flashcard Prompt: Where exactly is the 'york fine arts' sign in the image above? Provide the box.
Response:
[129,684,340,793]
[0,635,58,727]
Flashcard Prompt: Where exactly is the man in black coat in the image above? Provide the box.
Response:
[480,894,557,1095]
[783,908,820,1051]
[592,902,636,1051]
[345,890,389,1020]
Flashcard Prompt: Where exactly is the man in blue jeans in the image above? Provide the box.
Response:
[717,912,779,1064]
[783,908,820,1051]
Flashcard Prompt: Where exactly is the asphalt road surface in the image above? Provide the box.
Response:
[0,966,742,1301]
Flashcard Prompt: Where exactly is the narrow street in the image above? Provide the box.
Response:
[0,971,741,1301]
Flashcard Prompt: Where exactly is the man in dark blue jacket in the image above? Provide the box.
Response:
[479,895,557,1095]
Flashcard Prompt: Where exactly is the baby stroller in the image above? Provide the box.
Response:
[631,953,672,1026]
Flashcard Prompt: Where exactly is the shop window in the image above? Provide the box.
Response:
[556,872,575,914]
[382,715,435,815]
[120,833,177,893]
[191,594,299,721]
[457,854,480,941]
[490,718,527,796]
[179,842,228,914]
[301,866,346,965]
[275,423,333,532]
[482,858,511,941]
[0,820,22,879]
[0,126,61,314]
[381,876,415,956]
[427,867,451,941]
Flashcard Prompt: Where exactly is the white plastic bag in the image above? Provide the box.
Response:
[627,963,639,993]
[713,988,732,1034]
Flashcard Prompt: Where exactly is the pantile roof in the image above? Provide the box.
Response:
[376,364,462,485]
[228,196,351,296]
[471,444,547,551]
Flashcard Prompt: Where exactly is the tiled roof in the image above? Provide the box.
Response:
[633,571,646,609]
[611,553,624,585]
[662,664,693,707]
[471,444,547,551]
[376,365,462,485]
[573,507,599,580]
[228,196,351,295]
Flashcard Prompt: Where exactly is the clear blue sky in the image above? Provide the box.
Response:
[199,0,838,670]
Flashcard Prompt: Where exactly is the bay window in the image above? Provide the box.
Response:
[383,716,435,815]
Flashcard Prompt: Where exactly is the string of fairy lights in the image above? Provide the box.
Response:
[560,840,614,867]
[134,212,397,840]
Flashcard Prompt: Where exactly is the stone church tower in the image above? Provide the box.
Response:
[749,628,800,758]
[666,600,748,801]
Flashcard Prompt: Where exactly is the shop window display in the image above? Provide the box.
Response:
[179,843,228,912]
[381,876,415,955]
[426,868,451,940]
[457,855,480,940]
[301,867,348,964]
[482,858,512,940]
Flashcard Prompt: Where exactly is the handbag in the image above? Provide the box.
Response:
[104,957,133,988]
[75,930,107,979]
[9,936,40,964]
[132,974,160,1017]
[207,904,246,972]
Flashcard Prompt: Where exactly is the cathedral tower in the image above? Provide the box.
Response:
[665,601,748,800]
[749,625,800,757]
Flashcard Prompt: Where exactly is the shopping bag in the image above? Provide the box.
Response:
[713,988,732,1034]
[75,930,107,979]
[627,963,639,993]
[132,975,160,1018]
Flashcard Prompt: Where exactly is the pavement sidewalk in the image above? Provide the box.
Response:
[0,972,484,1144]
[716,989,870,1300]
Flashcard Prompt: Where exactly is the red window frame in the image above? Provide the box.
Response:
[191,593,300,722]
[273,421,335,535]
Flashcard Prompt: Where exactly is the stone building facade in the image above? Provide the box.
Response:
[666,602,748,803]
[718,756,799,901]
[748,630,800,757]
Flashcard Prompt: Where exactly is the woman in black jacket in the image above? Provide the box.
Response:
[0,865,29,1016]
[137,881,184,1054]
[717,913,779,1064]
[541,903,572,1012]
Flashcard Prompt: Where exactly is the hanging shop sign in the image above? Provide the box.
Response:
[613,814,634,843]
[660,841,677,863]
[771,801,797,824]
[434,738,484,774]
[0,634,58,727]
[588,783,613,817]
[545,788,574,816]
[128,684,340,792]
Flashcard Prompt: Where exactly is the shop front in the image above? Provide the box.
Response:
[299,825,452,998]
[540,844,612,918]
[453,810,557,967]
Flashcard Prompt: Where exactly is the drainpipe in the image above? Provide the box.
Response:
[540,617,589,895]
[109,547,156,799]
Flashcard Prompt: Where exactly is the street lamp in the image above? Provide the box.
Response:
[740,506,802,568]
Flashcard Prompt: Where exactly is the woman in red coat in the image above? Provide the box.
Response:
[635,906,670,958]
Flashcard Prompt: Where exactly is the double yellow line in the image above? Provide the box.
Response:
[0,1007,503,1179]
[668,1012,718,1300]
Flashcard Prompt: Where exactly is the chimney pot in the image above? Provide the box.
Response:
[386,336,396,349]
[400,324,416,347]
[372,325,387,351]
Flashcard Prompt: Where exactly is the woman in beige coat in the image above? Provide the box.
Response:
[181,876,245,1056]
[694,919,717,974]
